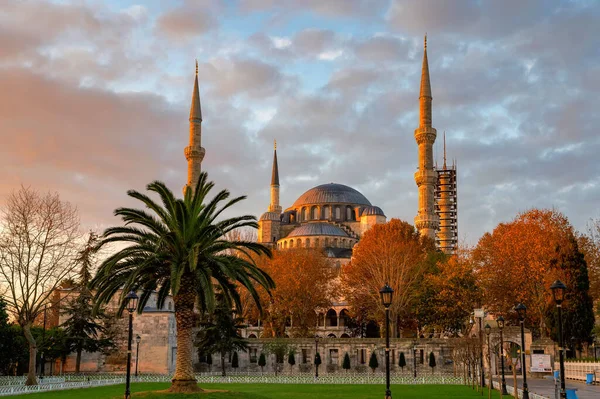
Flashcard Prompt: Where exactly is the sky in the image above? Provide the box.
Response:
[0,0,599,246]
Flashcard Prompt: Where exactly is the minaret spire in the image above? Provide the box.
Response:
[414,35,439,240]
[184,60,206,194]
[269,140,282,213]
[443,131,447,169]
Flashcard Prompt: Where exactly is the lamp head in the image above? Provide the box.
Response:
[485,323,492,336]
[136,335,141,344]
[514,303,526,320]
[379,284,394,308]
[497,316,505,330]
[125,290,138,313]
[550,280,567,305]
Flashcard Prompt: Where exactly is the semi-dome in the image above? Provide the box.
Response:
[291,183,371,207]
[361,206,385,217]
[259,212,280,221]
[287,223,348,238]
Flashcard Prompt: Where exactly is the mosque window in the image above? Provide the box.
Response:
[284,241,287,249]
[323,206,330,219]
[305,238,310,247]
[346,206,354,221]
[311,206,319,220]
[289,240,294,248]
[297,239,301,248]
[335,207,341,220]
[301,208,307,221]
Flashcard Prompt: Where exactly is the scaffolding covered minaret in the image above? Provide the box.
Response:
[435,132,458,254]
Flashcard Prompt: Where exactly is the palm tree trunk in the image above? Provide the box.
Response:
[169,276,200,393]
[23,323,38,386]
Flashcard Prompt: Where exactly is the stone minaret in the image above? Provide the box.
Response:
[184,60,205,195]
[268,140,282,213]
[414,36,439,239]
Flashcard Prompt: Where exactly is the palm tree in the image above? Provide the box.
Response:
[90,173,274,393]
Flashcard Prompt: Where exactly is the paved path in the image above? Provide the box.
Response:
[507,376,600,399]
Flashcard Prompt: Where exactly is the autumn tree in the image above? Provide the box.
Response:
[245,249,335,337]
[578,220,600,303]
[342,219,436,337]
[415,247,481,336]
[0,187,81,385]
[473,209,577,337]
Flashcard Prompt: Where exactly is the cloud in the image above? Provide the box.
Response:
[156,7,217,40]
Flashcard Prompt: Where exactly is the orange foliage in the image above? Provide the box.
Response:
[473,209,573,335]
[243,249,335,338]
[341,219,435,335]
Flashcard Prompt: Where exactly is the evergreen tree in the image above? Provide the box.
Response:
[429,352,436,374]
[399,352,406,371]
[342,352,351,372]
[0,297,22,375]
[369,352,378,373]
[195,294,248,377]
[62,232,113,373]
[287,351,296,372]
[258,353,266,373]
[314,352,322,367]
[231,352,239,369]
[546,236,595,349]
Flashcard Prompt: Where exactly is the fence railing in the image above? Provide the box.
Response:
[554,361,600,382]
[491,380,550,399]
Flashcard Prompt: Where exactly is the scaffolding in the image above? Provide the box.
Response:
[434,163,458,254]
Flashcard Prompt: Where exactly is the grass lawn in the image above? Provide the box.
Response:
[5,383,514,398]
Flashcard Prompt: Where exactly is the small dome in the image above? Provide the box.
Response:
[291,183,371,208]
[361,206,385,217]
[259,212,280,221]
[287,223,348,238]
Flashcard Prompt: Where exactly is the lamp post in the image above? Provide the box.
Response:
[515,303,529,399]
[484,324,492,399]
[135,335,141,377]
[550,280,567,399]
[380,284,394,399]
[413,342,417,378]
[593,342,597,362]
[497,316,508,395]
[124,291,138,399]
[314,335,320,379]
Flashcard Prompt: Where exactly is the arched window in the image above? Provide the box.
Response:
[305,238,310,248]
[289,240,294,248]
[312,206,319,220]
[335,207,341,220]
[323,206,330,219]
[324,237,329,247]
[284,241,287,249]
[297,239,302,248]
[333,238,338,247]
[326,309,337,327]
[301,207,307,221]
[346,206,354,221]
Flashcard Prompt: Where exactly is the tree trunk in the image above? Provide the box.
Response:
[75,346,82,373]
[22,323,38,386]
[169,275,200,393]
[221,353,226,377]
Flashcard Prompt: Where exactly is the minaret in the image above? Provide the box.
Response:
[268,140,282,213]
[414,35,439,239]
[435,132,458,254]
[184,60,206,194]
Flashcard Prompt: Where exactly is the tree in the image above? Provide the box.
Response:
[0,187,81,385]
[258,353,266,373]
[473,209,580,337]
[195,295,248,377]
[429,352,436,374]
[231,352,239,369]
[62,232,113,373]
[399,352,406,372]
[287,350,296,373]
[244,249,334,338]
[90,175,274,393]
[369,351,378,373]
[263,339,292,376]
[578,222,600,304]
[342,352,351,372]
[0,297,23,375]
[342,219,436,337]
[314,352,321,373]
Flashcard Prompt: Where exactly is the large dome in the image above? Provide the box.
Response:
[287,223,348,238]
[291,183,371,208]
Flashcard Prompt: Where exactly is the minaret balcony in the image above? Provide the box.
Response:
[414,170,437,186]
[184,146,205,161]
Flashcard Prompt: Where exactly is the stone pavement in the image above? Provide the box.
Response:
[510,376,600,399]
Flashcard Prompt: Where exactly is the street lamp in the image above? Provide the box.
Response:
[473,309,485,388]
[515,303,529,399]
[135,335,141,377]
[497,316,508,395]
[314,335,320,379]
[413,342,417,378]
[380,284,394,399]
[484,324,492,399]
[124,291,138,399]
[550,279,567,399]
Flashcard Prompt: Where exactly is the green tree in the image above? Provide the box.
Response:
[314,352,322,375]
[90,174,274,393]
[429,352,436,374]
[399,352,406,371]
[258,353,266,373]
[546,235,595,350]
[263,339,292,376]
[62,233,113,373]
[342,352,351,372]
[195,296,248,377]
[287,351,296,372]
[369,352,378,373]
[231,352,239,369]
[0,297,23,375]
